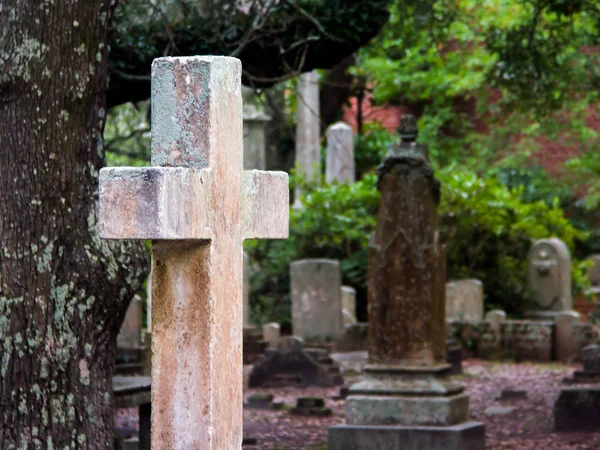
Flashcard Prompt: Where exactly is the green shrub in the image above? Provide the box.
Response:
[438,165,588,315]
[246,165,589,325]
[353,122,397,178]
[245,174,379,326]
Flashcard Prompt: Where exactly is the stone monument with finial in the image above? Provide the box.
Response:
[329,114,485,450]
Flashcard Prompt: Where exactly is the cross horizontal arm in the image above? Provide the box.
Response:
[99,167,289,241]
[243,170,289,240]
[98,167,214,240]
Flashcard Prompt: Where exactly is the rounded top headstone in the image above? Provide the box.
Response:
[328,121,353,132]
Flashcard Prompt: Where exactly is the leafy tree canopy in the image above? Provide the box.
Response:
[108,0,391,107]
[355,0,600,169]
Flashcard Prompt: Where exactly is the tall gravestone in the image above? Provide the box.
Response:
[326,121,355,184]
[118,294,143,348]
[291,259,343,341]
[446,279,484,321]
[341,286,357,327]
[527,238,572,319]
[329,115,484,450]
[242,86,270,170]
[99,56,289,449]
[586,254,600,288]
[294,71,320,201]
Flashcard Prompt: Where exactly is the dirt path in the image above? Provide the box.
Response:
[243,360,600,449]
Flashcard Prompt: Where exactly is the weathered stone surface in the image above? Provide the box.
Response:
[248,336,343,387]
[565,344,600,383]
[295,71,320,190]
[246,393,274,410]
[484,406,515,416]
[262,322,281,349]
[334,117,483,449]
[99,168,288,240]
[527,238,572,319]
[341,286,357,327]
[118,295,143,348]
[586,254,600,288]
[326,121,355,184]
[573,322,600,358]
[335,323,368,353]
[554,388,600,431]
[555,311,581,363]
[496,389,527,401]
[243,326,268,364]
[329,422,486,450]
[485,310,506,335]
[367,153,444,366]
[99,56,289,450]
[446,320,499,360]
[291,259,343,341]
[446,340,462,375]
[242,86,270,170]
[583,344,600,372]
[446,279,484,322]
[501,320,553,362]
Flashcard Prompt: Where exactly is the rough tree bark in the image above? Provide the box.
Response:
[0,1,147,448]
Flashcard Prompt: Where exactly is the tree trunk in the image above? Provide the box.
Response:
[0,1,148,448]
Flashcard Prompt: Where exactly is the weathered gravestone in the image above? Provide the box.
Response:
[341,285,357,327]
[586,254,600,288]
[242,86,270,170]
[555,311,581,364]
[295,71,320,200]
[116,295,144,375]
[446,279,484,321]
[291,259,343,341]
[263,322,281,349]
[329,115,485,450]
[326,121,355,184]
[118,294,143,348]
[249,336,343,387]
[554,387,600,431]
[527,238,572,319]
[564,344,600,383]
[99,56,289,449]
[485,309,506,335]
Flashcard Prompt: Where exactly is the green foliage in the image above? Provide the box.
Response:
[353,122,397,178]
[104,101,150,167]
[247,164,589,323]
[438,165,588,314]
[245,173,380,325]
[353,0,600,171]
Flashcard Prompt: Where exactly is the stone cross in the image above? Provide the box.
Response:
[98,56,289,449]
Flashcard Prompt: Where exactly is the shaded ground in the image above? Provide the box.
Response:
[242,359,600,450]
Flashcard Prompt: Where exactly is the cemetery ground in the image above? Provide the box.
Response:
[114,359,600,449]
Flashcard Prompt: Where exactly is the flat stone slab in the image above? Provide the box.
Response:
[554,387,600,431]
[328,422,485,450]
[113,376,151,409]
[484,406,516,416]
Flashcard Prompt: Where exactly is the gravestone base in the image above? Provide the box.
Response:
[328,422,485,450]
[554,387,600,431]
[525,310,570,321]
[345,365,469,426]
